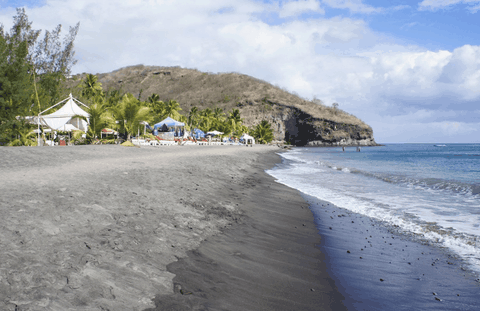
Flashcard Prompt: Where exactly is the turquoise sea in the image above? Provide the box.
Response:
[266,144,480,274]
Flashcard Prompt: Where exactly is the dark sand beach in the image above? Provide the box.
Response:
[306,195,480,311]
[147,151,345,311]
[0,145,345,310]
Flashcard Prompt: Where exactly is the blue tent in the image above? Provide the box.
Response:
[193,128,205,139]
[153,117,185,129]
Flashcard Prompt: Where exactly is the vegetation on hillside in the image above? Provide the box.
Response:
[64,65,370,130]
[74,78,257,142]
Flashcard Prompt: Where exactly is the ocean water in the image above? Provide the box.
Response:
[266,144,480,274]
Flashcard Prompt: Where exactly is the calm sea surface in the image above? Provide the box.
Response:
[266,144,480,273]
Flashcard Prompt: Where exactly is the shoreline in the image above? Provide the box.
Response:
[305,195,480,310]
[146,149,346,310]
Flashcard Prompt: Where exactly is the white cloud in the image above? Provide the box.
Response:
[468,3,480,12]
[279,0,325,17]
[321,0,384,14]
[1,0,480,143]
[418,0,480,12]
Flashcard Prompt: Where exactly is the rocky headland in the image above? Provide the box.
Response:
[65,65,378,146]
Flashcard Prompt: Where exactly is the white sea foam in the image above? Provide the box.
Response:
[268,148,480,274]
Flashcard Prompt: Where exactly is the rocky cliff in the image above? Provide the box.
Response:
[239,100,377,146]
[67,65,377,146]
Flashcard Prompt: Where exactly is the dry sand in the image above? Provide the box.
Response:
[0,144,344,310]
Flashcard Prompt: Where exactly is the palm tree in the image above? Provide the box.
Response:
[252,120,274,144]
[106,89,122,108]
[216,119,233,137]
[188,106,200,131]
[228,108,243,136]
[72,97,112,142]
[164,100,182,119]
[81,74,104,101]
[213,107,225,121]
[9,125,36,146]
[146,93,166,123]
[201,108,213,119]
[199,108,214,132]
[148,93,160,104]
[111,93,151,140]
[86,97,112,140]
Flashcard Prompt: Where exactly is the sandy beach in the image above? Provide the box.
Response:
[0,145,345,310]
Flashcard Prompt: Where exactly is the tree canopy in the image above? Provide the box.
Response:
[0,8,80,145]
[251,120,274,144]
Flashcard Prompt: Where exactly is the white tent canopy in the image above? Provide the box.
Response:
[240,133,255,145]
[39,94,89,132]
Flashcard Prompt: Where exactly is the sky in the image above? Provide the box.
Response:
[1,0,479,143]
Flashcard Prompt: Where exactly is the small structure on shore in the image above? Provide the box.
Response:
[32,94,89,145]
[240,133,255,145]
[153,117,185,139]
[101,128,119,139]
[38,94,89,132]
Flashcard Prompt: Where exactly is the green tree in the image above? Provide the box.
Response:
[213,107,224,121]
[0,22,34,143]
[146,93,165,123]
[237,125,250,136]
[85,97,112,140]
[215,119,233,137]
[177,115,189,131]
[164,99,182,119]
[251,120,274,144]
[111,93,151,140]
[228,108,243,137]
[0,8,79,144]
[105,89,122,108]
[199,108,214,132]
[188,106,200,129]
[8,124,37,146]
[72,97,112,143]
[81,74,104,101]
[33,19,80,109]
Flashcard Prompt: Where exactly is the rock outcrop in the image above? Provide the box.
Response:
[240,100,377,146]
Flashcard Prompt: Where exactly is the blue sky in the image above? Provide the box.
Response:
[258,0,480,50]
[1,0,479,143]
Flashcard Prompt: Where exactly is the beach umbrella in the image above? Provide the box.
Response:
[206,130,223,136]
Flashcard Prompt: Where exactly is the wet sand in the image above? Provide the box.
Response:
[0,145,345,310]
[306,195,480,311]
[146,151,346,311]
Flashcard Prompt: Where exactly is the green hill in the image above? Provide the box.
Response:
[66,65,377,146]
